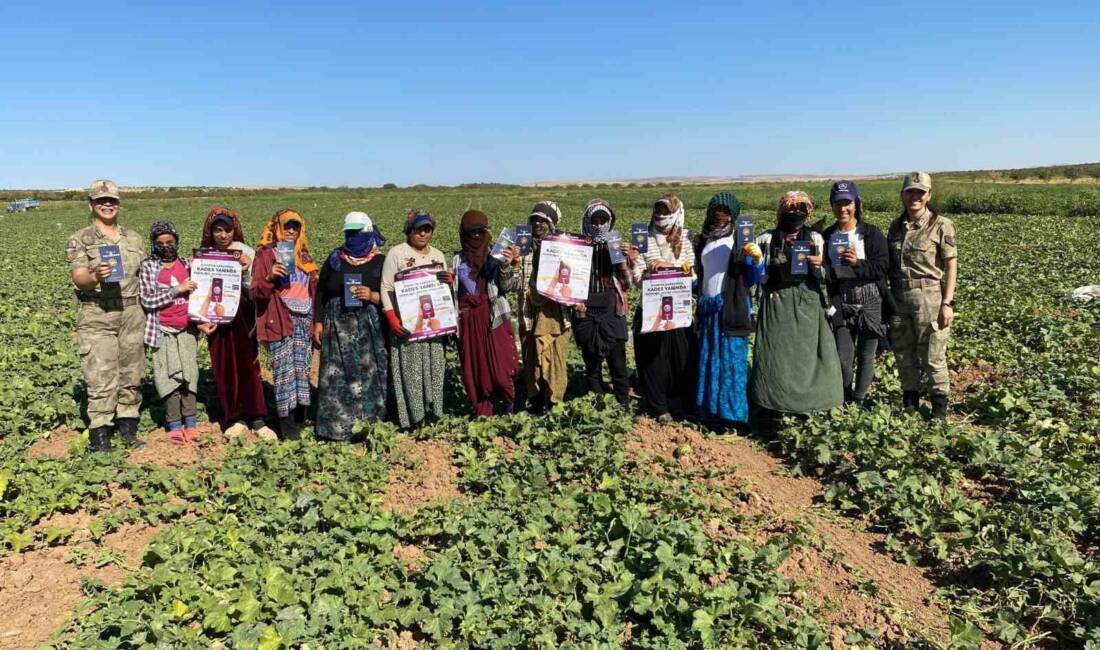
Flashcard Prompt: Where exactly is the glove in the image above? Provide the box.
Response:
[436,271,454,286]
[385,310,409,337]
[742,242,763,263]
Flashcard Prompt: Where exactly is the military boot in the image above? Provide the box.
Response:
[930,393,949,420]
[116,418,146,449]
[902,391,920,412]
[88,426,113,452]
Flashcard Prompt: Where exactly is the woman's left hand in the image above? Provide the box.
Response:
[842,248,858,265]
[504,246,520,265]
[312,322,323,345]
[623,243,638,265]
[197,322,216,335]
[807,255,823,268]
[938,304,954,329]
[352,285,373,300]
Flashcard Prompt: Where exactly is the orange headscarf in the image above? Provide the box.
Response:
[258,208,318,274]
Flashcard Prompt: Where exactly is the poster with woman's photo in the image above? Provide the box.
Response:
[535,233,592,305]
[393,266,457,341]
[639,270,693,333]
[188,249,242,323]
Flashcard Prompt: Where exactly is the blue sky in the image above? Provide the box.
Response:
[1,0,1098,188]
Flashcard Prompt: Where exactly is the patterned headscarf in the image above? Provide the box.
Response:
[651,193,685,259]
[258,208,318,274]
[702,191,741,241]
[149,220,180,262]
[582,199,615,244]
[777,191,814,219]
[201,207,244,249]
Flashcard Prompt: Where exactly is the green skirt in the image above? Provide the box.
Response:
[750,284,843,414]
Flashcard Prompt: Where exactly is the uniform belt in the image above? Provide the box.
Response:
[896,278,940,289]
[77,294,138,307]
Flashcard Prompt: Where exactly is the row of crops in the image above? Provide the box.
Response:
[1,184,1098,647]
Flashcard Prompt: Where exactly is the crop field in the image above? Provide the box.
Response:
[1,181,1098,649]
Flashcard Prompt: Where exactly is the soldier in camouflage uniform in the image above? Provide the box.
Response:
[66,180,147,450]
[887,172,958,420]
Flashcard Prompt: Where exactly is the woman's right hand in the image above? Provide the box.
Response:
[268,262,289,282]
[94,263,113,282]
[742,242,763,262]
[574,302,587,318]
[312,322,323,345]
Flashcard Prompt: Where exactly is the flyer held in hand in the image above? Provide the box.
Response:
[394,265,457,341]
[639,270,693,333]
[535,233,593,305]
[188,249,242,323]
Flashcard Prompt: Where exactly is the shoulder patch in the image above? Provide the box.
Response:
[943,234,956,247]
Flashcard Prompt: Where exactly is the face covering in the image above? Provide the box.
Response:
[778,212,805,234]
[153,241,178,262]
[531,218,552,240]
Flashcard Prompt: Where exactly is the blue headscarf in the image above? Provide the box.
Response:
[329,227,386,270]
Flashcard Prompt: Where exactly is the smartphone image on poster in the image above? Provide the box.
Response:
[210,277,224,303]
[419,294,436,319]
[557,262,571,285]
[661,296,674,321]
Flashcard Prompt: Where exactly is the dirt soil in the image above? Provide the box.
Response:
[0,521,164,650]
[26,426,80,460]
[954,359,1008,394]
[628,418,953,645]
[382,439,462,513]
[127,422,257,469]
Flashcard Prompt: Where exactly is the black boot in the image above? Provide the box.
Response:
[902,391,920,412]
[279,416,300,441]
[930,393,949,420]
[116,418,146,449]
[88,426,113,452]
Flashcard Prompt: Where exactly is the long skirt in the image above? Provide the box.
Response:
[390,338,446,429]
[458,294,518,417]
[269,312,312,418]
[751,284,844,413]
[207,301,267,425]
[695,295,750,423]
[635,322,697,418]
[316,300,389,440]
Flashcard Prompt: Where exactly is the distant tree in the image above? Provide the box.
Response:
[382,183,398,189]
[1064,167,1081,180]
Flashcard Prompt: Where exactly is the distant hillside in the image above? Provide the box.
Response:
[938,162,1100,182]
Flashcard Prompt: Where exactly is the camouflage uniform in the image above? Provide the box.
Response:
[67,185,147,430]
[887,205,957,397]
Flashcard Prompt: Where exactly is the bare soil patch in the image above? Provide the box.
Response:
[393,544,427,572]
[954,359,1008,394]
[382,439,461,513]
[0,522,164,650]
[127,422,257,469]
[27,426,80,460]
[629,418,952,643]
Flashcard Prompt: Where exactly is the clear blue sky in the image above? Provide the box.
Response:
[2,0,1098,188]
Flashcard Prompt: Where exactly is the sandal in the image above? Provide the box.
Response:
[166,428,188,445]
[183,426,201,443]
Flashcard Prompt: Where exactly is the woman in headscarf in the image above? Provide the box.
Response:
[380,209,450,429]
[573,199,636,407]
[822,181,892,407]
[452,210,521,416]
[750,191,844,414]
[311,212,389,440]
[251,208,319,440]
[197,208,276,441]
[629,193,699,422]
[517,200,572,413]
[138,220,200,444]
[693,192,765,428]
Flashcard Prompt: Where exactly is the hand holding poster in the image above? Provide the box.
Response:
[535,233,593,305]
[639,270,693,333]
[188,249,242,323]
[393,265,458,341]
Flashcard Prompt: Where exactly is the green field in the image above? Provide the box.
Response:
[1,182,1098,648]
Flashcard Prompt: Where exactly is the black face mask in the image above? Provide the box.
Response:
[778,212,805,234]
[153,242,179,261]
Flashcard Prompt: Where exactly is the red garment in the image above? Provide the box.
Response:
[157,260,190,329]
[208,295,268,424]
[458,293,518,416]
[250,246,317,343]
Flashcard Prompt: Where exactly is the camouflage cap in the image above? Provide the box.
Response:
[87,179,121,201]
[901,171,932,193]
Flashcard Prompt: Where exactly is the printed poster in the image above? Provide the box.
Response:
[188,249,242,323]
[639,270,693,334]
[535,233,593,305]
[393,266,457,341]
